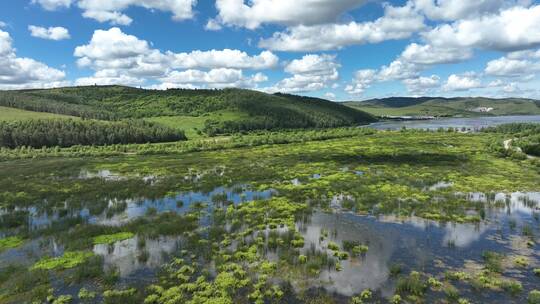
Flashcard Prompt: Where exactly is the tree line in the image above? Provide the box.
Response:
[0,119,186,149]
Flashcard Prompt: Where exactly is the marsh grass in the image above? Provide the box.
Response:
[31,251,94,271]
[92,232,135,245]
[0,236,24,252]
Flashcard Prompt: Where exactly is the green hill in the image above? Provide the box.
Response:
[0,86,376,137]
[344,97,540,117]
[0,106,78,121]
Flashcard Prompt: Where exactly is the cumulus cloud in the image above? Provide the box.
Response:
[0,29,67,89]
[422,4,540,52]
[32,0,73,11]
[403,75,440,94]
[265,54,340,93]
[443,73,483,91]
[324,92,336,100]
[28,25,71,40]
[155,69,267,90]
[205,19,222,31]
[259,2,425,51]
[76,0,197,25]
[400,43,473,65]
[213,0,367,29]
[345,69,377,95]
[413,0,529,21]
[485,57,540,77]
[484,48,540,78]
[74,27,277,88]
[170,49,278,70]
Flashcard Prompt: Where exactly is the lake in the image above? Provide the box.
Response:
[369,115,540,131]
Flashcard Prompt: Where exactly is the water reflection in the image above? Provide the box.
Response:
[11,185,276,229]
[93,235,181,278]
[294,191,540,297]
[369,115,540,131]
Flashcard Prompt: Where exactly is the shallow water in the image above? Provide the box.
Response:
[297,191,540,302]
[369,115,540,131]
[2,163,540,303]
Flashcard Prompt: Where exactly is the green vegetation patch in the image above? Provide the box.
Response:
[31,251,94,271]
[0,236,24,252]
[0,106,77,121]
[92,232,135,245]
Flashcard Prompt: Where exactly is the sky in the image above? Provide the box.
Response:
[0,0,540,101]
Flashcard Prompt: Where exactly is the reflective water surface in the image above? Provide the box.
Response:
[369,115,540,131]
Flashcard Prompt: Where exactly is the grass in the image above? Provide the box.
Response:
[92,232,135,245]
[0,128,539,303]
[0,106,77,121]
[31,251,94,271]
[0,236,24,252]
[145,111,248,139]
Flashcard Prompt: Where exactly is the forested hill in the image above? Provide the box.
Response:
[344,97,540,117]
[0,86,376,135]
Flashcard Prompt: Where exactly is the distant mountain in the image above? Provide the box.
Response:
[344,97,540,117]
[0,86,376,136]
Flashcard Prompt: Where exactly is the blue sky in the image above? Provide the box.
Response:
[0,0,539,100]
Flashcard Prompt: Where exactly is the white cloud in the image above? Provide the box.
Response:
[400,43,473,65]
[205,19,222,31]
[345,69,377,95]
[507,49,540,59]
[75,74,144,86]
[74,28,277,88]
[284,54,339,75]
[77,0,197,25]
[324,92,336,100]
[32,0,73,11]
[265,54,340,93]
[156,68,267,89]
[29,25,71,40]
[170,49,278,70]
[413,0,528,21]
[485,57,540,77]
[423,4,540,52]
[378,59,420,81]
[259,2,425,51]
[403,75,440,94]
[0,21,6,28]
[443,73,483,91]
[214,0,367,29]
[74,28,150,60]
[0,29,67,89]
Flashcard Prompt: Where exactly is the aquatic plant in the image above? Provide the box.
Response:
[327,242,340,251]
[500,279,523,296]
[514,256,529,268]
[103,288,138,304]
[350,289,372,304]
[529,290,540,304]
[31,251,94,271]
[427,277,443,290]
[390,294,402,304]
[78,288,96,301]
[443,283,460,302]
[0,236,24,252]
[52,295,73,304]
[482,251,504,273]
[444,271,470,282]
[92,232,135,245]
[396,271,427,297]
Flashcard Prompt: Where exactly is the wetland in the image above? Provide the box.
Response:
[1,130,540,304]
